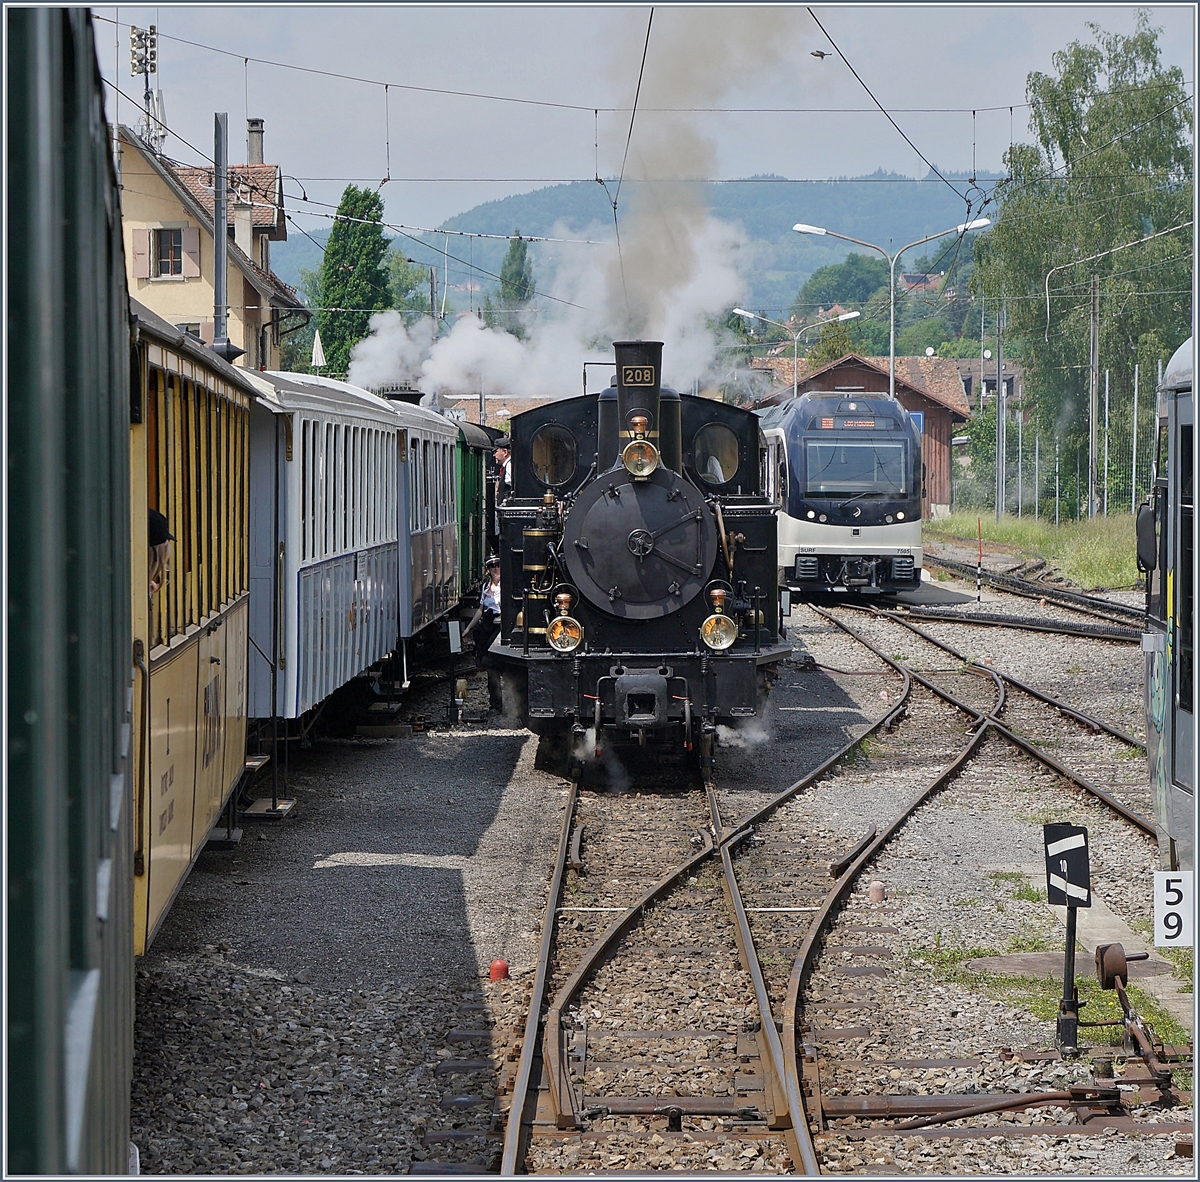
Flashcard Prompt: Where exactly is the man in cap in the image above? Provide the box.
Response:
[492,436,512,538]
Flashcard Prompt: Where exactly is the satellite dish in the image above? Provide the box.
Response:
[925,347,935,357]
[984,349,993,360]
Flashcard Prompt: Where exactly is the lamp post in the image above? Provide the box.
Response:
[732,308,860,401]
[793,218,990,399]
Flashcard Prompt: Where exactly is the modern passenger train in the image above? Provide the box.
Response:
[758,391,923,596]
[493,340,790,779]
[1137,335,1195,872]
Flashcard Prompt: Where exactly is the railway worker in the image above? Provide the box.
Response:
[463,555,504,712]
[493,436,512,499]
[492,436,512,536]
[148,507,173,595]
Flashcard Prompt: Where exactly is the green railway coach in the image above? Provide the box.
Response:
[8,8,136,1173]
[456,421,494,596]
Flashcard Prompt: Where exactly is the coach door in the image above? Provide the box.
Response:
[1171,401,1193,805]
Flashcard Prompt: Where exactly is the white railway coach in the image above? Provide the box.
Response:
[245,371,460,719]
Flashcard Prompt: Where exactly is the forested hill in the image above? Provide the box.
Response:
[272,170,1000,316]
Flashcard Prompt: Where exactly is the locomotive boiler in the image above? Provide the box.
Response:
[492,341,790,778]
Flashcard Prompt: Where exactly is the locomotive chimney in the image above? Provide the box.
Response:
[613,340,663,451]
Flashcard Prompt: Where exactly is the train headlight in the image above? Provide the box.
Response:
[700,613,738,651]
[547,615,583,653]
[896,511,905,520]
[622,439,659,478]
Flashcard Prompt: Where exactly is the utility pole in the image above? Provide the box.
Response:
[1103,369,1109,517]
[1088,272,1100,518]
[995,296,1005,521]
[1132,363,1139,513]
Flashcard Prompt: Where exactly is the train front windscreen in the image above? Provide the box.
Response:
[803,439,909,497]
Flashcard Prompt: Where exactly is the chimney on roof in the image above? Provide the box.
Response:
[247,117,264,165]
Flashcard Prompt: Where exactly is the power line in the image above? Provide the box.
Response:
[92,15,1190,116]
[806,6,968,206]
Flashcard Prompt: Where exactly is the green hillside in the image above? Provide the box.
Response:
[272,171,1000,316]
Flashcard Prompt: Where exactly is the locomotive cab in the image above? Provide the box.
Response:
[493,341,790,778]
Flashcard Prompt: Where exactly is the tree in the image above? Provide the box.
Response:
[279,266,321,372]
[972,14,1191,501]
[805,319,856,369]
[315,185,393,374]
[389,248,432,313]
[484,231,536,338]
[793,252,889,315]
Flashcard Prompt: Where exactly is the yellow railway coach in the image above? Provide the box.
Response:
[129,300,258,953]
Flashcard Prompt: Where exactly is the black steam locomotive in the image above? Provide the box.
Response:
[493,341,790,778]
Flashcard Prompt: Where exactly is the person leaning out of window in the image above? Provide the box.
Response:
[149,508,174,595]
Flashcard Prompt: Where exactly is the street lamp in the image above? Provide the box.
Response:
[732,308,860,401]
[793,217,990,398]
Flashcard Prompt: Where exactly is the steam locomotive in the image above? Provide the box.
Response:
[493,341,791,778]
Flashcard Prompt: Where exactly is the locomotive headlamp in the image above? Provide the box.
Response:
[806,509,816,520]
[896,511,905,520]
[622,438,659,478]
[700,613,738,651]
[547,615,583,653]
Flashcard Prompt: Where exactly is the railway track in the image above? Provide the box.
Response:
[410,602,1186,1176]
[821,605,1155,832]
[921,554,1144,630]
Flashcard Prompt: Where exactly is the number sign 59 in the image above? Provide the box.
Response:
[1154,870,1193,946]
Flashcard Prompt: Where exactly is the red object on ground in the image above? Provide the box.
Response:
[489,958,510,981]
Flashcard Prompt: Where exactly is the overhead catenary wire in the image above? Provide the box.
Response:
[605,6,653,320]
[806,6,968,206]
[1043,220,1193,338]
[91,14,1190,116]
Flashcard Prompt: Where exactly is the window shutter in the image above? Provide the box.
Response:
[131,228,151,279]
[182,226,201,277]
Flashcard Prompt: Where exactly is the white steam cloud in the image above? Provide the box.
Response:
[347,8,816,399]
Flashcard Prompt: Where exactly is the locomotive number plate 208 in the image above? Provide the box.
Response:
[622,365,656,386]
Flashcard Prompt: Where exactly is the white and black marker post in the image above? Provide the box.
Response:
[1043,823,1091,1049]
[976,517,982,602]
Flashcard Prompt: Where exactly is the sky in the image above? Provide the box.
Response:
[98,3,1195,233]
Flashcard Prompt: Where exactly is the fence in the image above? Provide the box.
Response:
[952,366,1158,521]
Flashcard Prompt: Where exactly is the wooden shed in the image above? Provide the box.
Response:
[755,353,970,519]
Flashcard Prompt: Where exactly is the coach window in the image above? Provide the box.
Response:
[693,423,739,485]
[531,424,577,486]
[422,439,431,530]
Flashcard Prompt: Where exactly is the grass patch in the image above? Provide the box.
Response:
[1017,806,1074,826]
[909,937,1191,1050]
[1160,946,1194,992]
[988,870,1028,883]
[1006,930,1058,953]
[1012,881,1047,903]
[953,897,982,907]
[927,513,1138,590]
